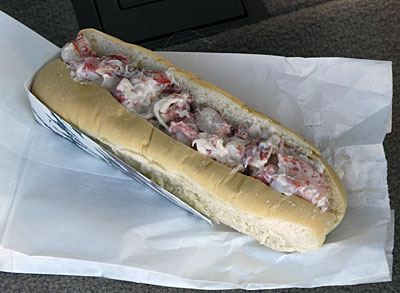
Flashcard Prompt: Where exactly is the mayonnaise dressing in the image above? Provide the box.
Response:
[115,77,162,119]
[193,134,247,169]
[153,94,191,129]
[61,42,81,63]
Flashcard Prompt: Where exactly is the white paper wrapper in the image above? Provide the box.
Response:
[0,11,394,289]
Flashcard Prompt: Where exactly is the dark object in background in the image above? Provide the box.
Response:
[71,0,269,49]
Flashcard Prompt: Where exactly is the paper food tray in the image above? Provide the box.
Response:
[23,52,212,225]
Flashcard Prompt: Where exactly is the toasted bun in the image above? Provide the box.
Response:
[31,29,346,252]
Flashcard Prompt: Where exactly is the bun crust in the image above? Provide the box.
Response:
[31,29,346,252]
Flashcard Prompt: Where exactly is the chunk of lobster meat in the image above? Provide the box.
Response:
[114,77,159,119]
[253,164,279,185]
[233,125,249,140]
[195,107,232,135]
[97,55,128,75]
[70,54,129,90]
[193,134,247,170]
[128,70,172,87]
[169,117,199,145]
[144,71,172,85]
[225,137,248,172]
[153,94,192,129]
[162,83,192,101]
[61,35,96,64]
[243,137,273,173]
[74,57,102,85]
[272,153,330,211]
[94,55,129,90]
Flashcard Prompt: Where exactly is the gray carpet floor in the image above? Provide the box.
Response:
[0,0,398,292]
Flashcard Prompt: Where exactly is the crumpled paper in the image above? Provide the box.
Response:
[0,11,394,289]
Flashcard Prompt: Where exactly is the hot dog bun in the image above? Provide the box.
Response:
[31,29,346,252]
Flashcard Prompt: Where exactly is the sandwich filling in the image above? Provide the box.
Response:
[61,35,330,211]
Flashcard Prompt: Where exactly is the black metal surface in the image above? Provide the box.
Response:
[71,0,268,49]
